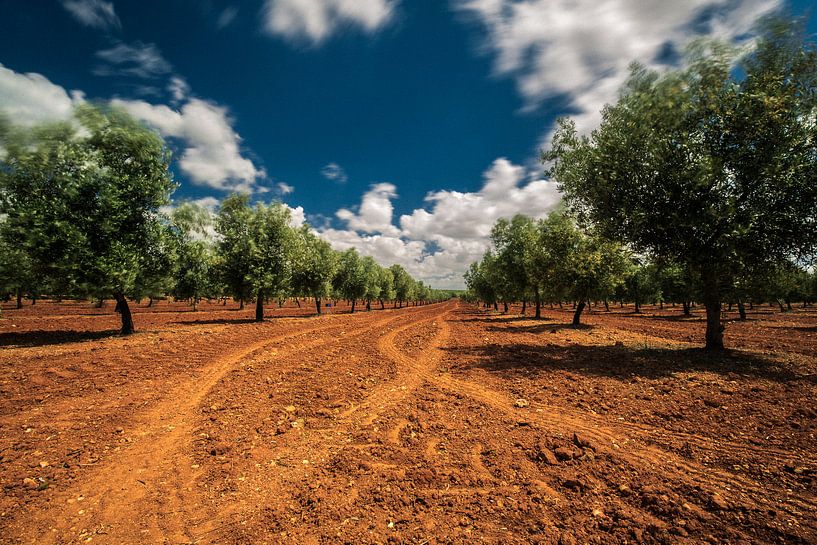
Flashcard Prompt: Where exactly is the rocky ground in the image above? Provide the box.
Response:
[0,299,814,544]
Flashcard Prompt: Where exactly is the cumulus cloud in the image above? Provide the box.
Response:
[94,42,172,79]
[457,0,780,139]
[336,182,401,236]
[262,0,397,45]
[0,64,84,126]
[321,162,348,183]
[61,0,120,31]
[276,182,295,195]
[318,158,560,289]
[113,98,266,193]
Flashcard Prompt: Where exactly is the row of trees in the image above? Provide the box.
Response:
[468,18,817,350]
[0,106,447,334]
[466,211,817,324]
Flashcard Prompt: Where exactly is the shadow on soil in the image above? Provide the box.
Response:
[0,329,122,348]
[447,320,814,385]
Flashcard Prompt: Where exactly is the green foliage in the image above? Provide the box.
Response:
[334,248,367,311]
[168,203,216,308]
[0,104,175,333]
[215,194,254,305]
[544,18,817,348]
[290,225,338,312]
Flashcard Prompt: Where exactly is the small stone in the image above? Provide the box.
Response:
[618,484,632,496]
[538,447,559,465]
[115,427,124,434]
[710,493,728,510]
[23,478,38,489]
[573,432,594,450]
[291,418,305,429]
[284,405,297,413]
[554,447,574,461]
[39,461,49,468]
[514,399,529,408]
[592,508,604,518]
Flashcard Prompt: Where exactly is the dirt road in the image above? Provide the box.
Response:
[1,300,815,544]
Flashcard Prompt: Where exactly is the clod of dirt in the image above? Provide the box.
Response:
[285,405,297,413]
[537,445,559,465]
[618,484,632,496]
[291,418,305,429]
[555,447,575,461]
[23,478,38,489]
[514,398,529,408]
[709,493,729,511]
[573,432,594,450]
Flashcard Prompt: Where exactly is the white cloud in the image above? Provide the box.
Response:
[61,0,120,31]
[317,158,560,289]
[321,162,348,183]
[0,64,84,126]
[262,0,397,45]
[168,76,190,103]
[217,6,239,29]
[277,182,295,195]
[286,204,306,228]
[336,182,401,236]
[94,42,172,79]
[112,98,265,193]
[457,0,779,140]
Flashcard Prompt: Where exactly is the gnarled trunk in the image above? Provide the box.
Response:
[315,296,322,315]
[114,293,134,335]
[255,288,264,322]
[351,300,356,313]
[738,300,747,321]
[521,300,526,315]
[701,271,724,350]
[572,301,586,326]
[16,288,22,309]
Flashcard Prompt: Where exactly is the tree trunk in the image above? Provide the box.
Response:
[738,300,747,321]
[604,300,610,312]
[255,289,264,322]
[493,301,498,311]
[521,300,526,315]
[366,299,371,311]
[702,273,724,350]
[239,298,245,310]
[351,300,356,313]
[682,301,691,316]
[114,293,134,335]
[192,298,198,312]
[503,301,508,313]
[315,297,322,315]
[534,287,541,319]
[558,301,563,309]
[634,299,641,313]
[785,298,792,311]
[295,298,301,308]
[380,299,385,310]
[148,297,154,307]
[572,301,586,326]
[16,288,22,309]
[749,301,753,310]
[777,299,785,313]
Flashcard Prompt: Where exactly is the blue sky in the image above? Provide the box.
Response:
[1,0,814,288]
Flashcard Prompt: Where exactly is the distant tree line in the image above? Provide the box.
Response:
[0,106,451,333]
[467,18,817,350]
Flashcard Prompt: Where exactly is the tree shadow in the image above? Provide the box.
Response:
[0,329,122,348]
[443,341,815,385]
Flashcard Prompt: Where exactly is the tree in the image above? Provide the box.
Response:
[376,266,395,309]
[361,256,382,311]
[168,203,215,311]
[247,202,293,322]
[389,264,412,308]
[215,194,254,310]
[334,248,367,312]
[545,19,817,349]
[0,105,175,334]
[290,226,338,315]
[491,215,537,314]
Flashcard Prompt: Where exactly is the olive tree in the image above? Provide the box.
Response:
[0,105,175,334]
[545,20,817,349]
